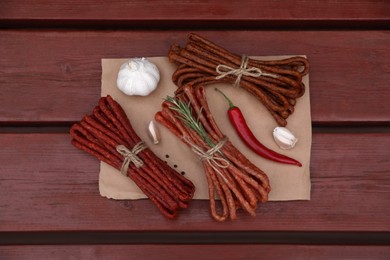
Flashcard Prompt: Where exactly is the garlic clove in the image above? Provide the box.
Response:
[148,120,161,145]
[273,127,298,150]
[117,58,160,96]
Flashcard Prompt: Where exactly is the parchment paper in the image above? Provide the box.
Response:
[100,57,311,201]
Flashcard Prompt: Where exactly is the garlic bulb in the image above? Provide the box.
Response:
[148,120,161,145]
[116,58,160,96]
[273,127,298,150]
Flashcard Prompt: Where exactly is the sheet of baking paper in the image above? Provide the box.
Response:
[100,57,311,201]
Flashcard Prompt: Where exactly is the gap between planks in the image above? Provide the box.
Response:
[1,231,389,245]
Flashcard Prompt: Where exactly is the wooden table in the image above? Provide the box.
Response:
[1,1,389,259]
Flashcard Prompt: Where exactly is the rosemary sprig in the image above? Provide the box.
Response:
[166,96,214,147]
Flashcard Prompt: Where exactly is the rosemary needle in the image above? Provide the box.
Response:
[166,96,214,147]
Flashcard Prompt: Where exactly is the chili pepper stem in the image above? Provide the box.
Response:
[215,88,235,109]
[215,88,302,167]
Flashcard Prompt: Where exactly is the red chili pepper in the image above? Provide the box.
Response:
[215,88,302,167]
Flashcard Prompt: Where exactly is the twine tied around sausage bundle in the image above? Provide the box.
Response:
[215,55,278,88]
[116,141,148,175]
[187,137,230,183]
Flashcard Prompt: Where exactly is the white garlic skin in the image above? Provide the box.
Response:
[117,58,160,96]
[148,120,161,145]
[273,127,298,150]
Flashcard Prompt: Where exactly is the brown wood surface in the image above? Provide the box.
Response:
[0,0,389,255]
[1,0,389,28]
[0,30,389,124]
[1,132,389,232]
[1,245,389,260]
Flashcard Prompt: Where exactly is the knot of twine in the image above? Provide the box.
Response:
[189,137,230,182]
[116,142,148,176]
[215,55,277,87]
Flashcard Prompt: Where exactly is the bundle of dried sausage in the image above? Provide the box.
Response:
[70,95,195,219]
[156,85,271,221]
[168,33,309,126]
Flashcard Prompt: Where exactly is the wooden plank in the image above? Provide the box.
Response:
[0,133,389,232]
[1,0,389,28]
[0,30,389,124]
[0,245,389,260]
